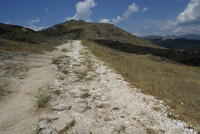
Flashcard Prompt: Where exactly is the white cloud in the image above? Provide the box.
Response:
[100,18,111,23]
[123,3,139,19]
[28,25,46,31]
[162,0,200,34]
[176,0,200,25]
[173,24,200,34]
[111,16,123,24]
[132,32,140,36]
[44,8,48,12]
[142,7,149,12]
[26,18,46,31]
[28,18,40,24]
[100,3,139,24]
[65,0,97,21]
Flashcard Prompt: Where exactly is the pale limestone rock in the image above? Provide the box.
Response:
[51,117,75,132]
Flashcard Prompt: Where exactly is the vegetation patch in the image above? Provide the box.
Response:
[52,58,62,65]
[0,84,10,99]
[145,128,157,134]
[82,40,200,130]
[35,91,51,109]
[61,48,69,53]
[112,107,120,110]
[80,93,91,99]
[113,125,126,133]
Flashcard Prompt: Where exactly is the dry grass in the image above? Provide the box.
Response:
[61,48,69,53]
[0,38,68,53]
[0,83,10,99]
[74,49,94,82]
[52,57,62,65]
[0,86,6,99]
[82,40,200,131]
[80,93,91,99]
[60,120,75,134]
[35,91,51,109]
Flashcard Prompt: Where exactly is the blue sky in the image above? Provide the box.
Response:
[0,0,199,36]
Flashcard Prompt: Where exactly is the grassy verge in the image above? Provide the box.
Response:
[82,40,200,131]
[0,38,68,53]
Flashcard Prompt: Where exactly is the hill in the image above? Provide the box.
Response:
[0,20,162,51]
[0,23,67,52]
[0,23,45,44]
[40,20,160,48]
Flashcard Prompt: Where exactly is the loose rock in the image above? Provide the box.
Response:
[38,119,48,129]
[38,128,58,134]
[51,117,75,132]
[51,104,71,111]
[73,100,88,113]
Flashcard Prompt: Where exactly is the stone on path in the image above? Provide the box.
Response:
[51,116,75,132]
[51,104,71,111]
[73,100,88,113]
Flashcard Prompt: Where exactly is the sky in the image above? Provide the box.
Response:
[0,0,199,36]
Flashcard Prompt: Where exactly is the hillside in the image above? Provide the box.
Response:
[0,23,67,52]
[83,40,200,132]
[0,23,45,44]
[1,21,200,65]
[40,20,160,48]
[39,20,200,66]
[0,20,162,51]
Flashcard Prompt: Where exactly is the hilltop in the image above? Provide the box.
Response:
[0,20,162,51]
[40,20,159,48]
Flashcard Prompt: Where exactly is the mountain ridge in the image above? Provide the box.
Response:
[145,34,200,40]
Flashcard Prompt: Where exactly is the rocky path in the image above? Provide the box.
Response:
[0,41,197,134]
[36,41,197,134]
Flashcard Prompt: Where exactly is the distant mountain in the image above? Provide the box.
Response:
[145,34,200,52]
[150,38,200,52]
[144,35,163,40]
[145,34,200,40]
[166,34,200,40]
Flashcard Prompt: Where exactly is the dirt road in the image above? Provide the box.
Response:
[0,41,197,134]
